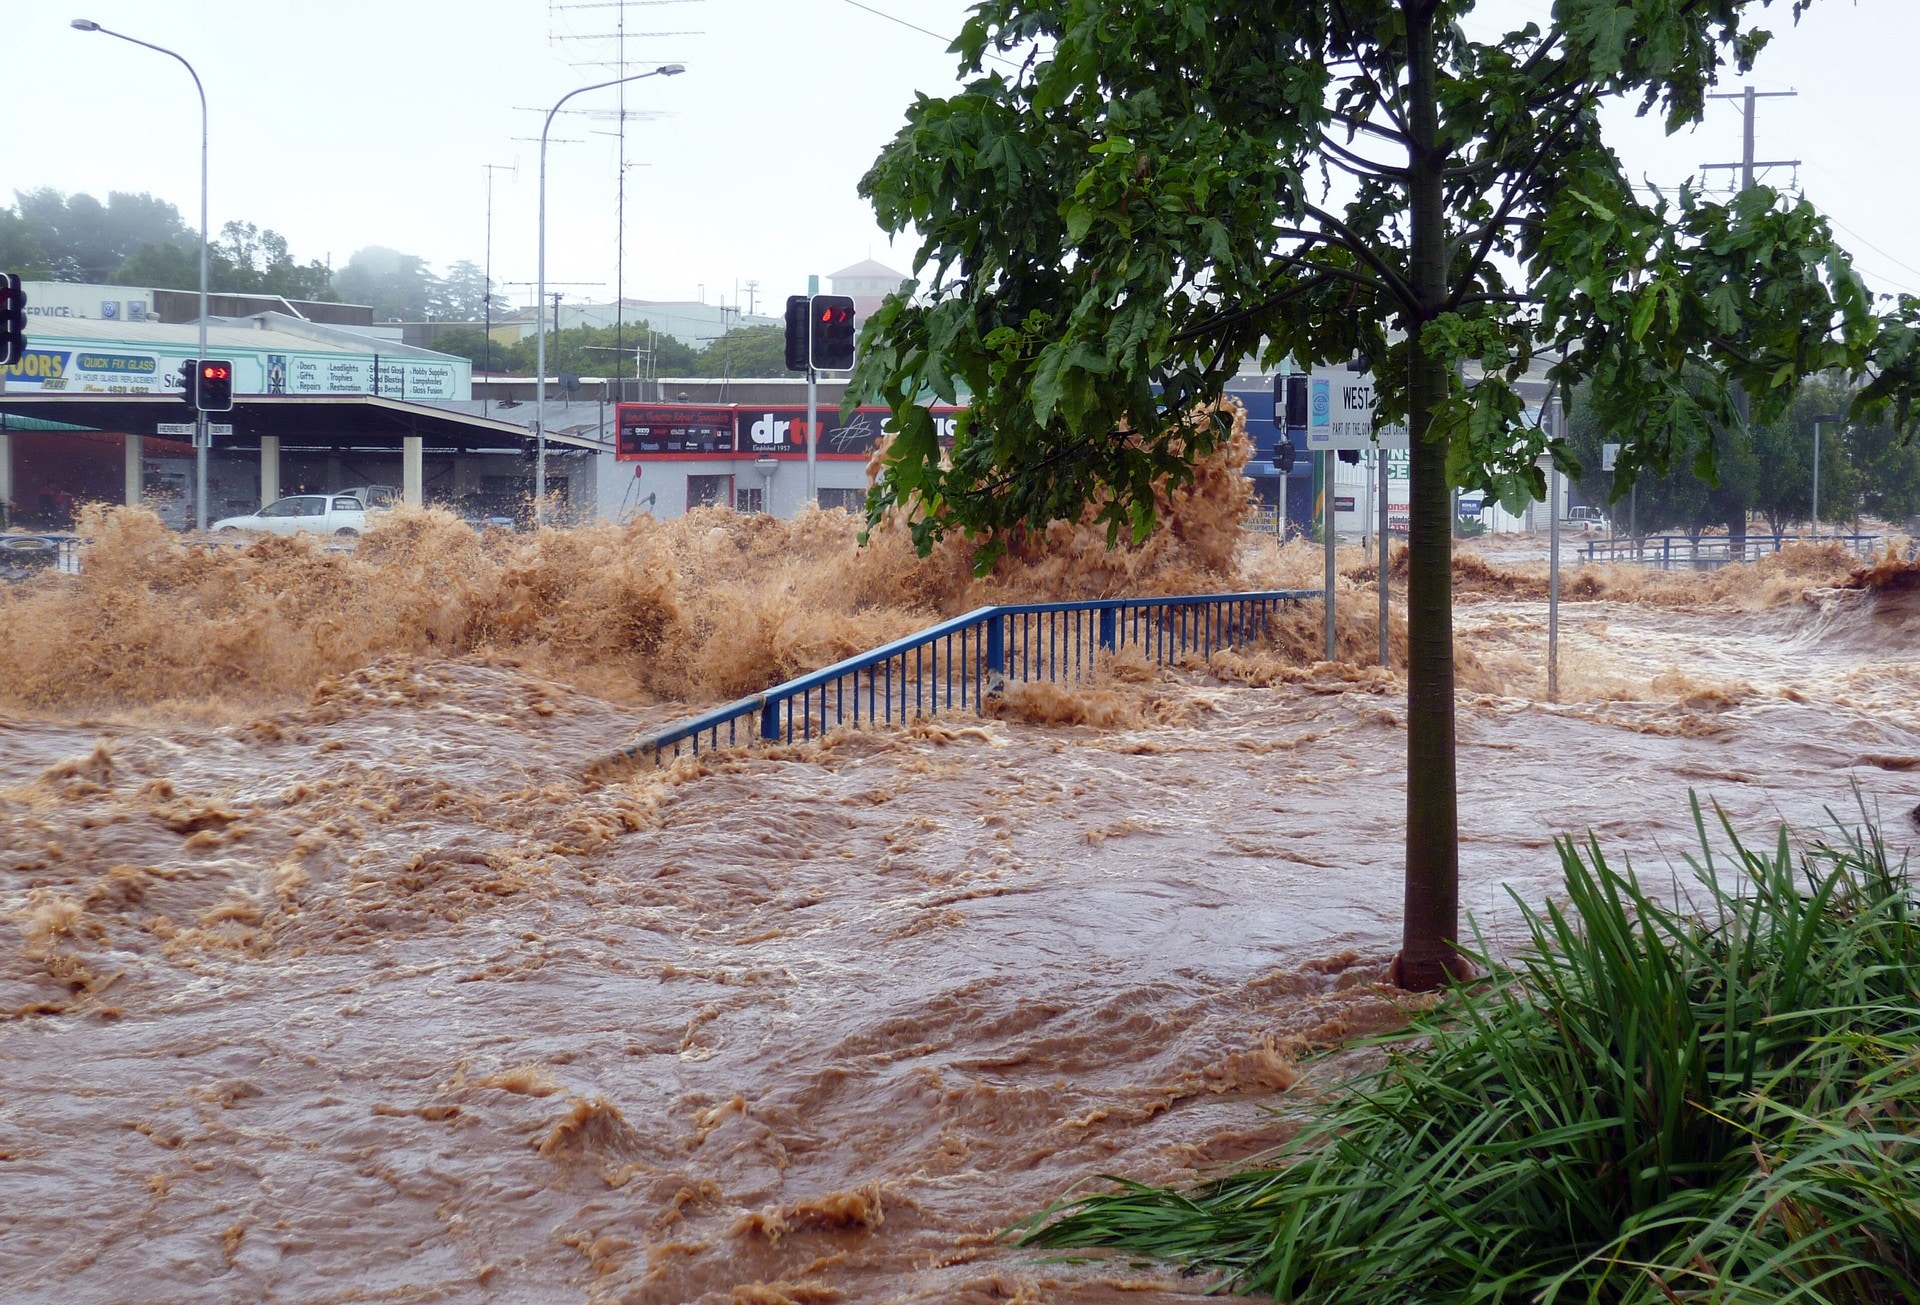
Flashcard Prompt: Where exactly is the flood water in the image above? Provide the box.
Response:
[3,474,1916,1302]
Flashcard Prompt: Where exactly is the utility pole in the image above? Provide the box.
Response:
[1702,86,1798,194]
[1702,85,1796,556]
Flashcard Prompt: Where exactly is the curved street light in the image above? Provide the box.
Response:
[71,19,212,531]
[1810,413,1844,537]
[537,63,685,524]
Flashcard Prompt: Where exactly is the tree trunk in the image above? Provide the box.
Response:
[1392,1,1470,992]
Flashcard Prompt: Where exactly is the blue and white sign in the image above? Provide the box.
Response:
[1305,369,1411,451]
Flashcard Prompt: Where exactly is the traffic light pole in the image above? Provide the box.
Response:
[806,366,818,506]
[805,273,819,508]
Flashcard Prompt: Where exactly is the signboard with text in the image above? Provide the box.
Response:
[1,335,468,401]
[1305,371,1411,452]
[614,403,964,460]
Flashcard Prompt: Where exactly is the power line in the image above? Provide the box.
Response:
[835,0,1024,70]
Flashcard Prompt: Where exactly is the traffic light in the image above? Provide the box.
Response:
[0,273,26,367]
[178,360,198,409]
[1275,434,1296,474]
[810,294,856,370]
[194,359,235,412]
[784,295,810,372]
[1283,374,1308,429]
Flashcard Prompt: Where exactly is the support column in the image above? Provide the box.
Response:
[125,433,144,507]
[402,436,423,507]
[260,436,280,506]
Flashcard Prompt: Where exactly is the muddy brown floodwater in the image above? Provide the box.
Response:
[2,486,1917,1302]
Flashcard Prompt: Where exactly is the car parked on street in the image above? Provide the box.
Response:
[1566,505,1607,532]
[212,492,372,537]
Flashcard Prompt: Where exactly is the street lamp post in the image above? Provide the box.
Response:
[71,19,211,531]
[537,63,684,525]
[1810,414,1843,539]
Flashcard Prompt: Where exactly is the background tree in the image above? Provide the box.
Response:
[435,260,507,320]
[12,187,188,280]
[0,208,53,280]
[1849,414,1920,527]
[1748,374,1858,532]
[690,325,789,377]
[852,0,1913,988]
[212,221,337,302]
[332,246,441,320]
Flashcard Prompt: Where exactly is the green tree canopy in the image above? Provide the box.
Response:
[333,246,440,321]
[853,0,1919,987]
[688,325,790,378]
[435,261,507,320]
[13,187,187,280]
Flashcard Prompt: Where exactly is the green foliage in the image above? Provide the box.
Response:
[1022,801,1920,1303]
[689,325,790,378]
[9,187,333,301]
[851,0,1904,554]
[13,187,188,280]
[333,246,439,320]
[1565,374,1920,534]
[0,207,54,280]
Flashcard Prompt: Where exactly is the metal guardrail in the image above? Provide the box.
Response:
[617,590,1321,766]
[1583,532,1883,570]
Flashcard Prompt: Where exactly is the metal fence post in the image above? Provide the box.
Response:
[1097,607,1116,652]
[987,613,1006,675]
[760,698,779,742]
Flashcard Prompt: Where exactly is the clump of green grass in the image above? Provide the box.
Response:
[1020,800,1920,1302]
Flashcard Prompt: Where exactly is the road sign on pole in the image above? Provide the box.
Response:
[1304,370,1411,452]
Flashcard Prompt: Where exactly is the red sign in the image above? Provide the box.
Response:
[616,405,736,457]
[614,403,962,461]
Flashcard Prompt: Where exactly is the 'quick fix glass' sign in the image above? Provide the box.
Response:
[2,347,163,392]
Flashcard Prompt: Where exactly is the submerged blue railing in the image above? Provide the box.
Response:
[617,590,1320,765]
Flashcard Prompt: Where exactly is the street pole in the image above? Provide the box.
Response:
[1323,450,1337,661]
[73,19,209,529]
[1378,447,1390,668]
[1812,417,1823,538]
[1548,460,1561,702]
[806,273,820,506]
[1546,393,1563,701]
[538,63,684,525]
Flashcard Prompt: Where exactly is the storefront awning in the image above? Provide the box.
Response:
[0,392,602,454]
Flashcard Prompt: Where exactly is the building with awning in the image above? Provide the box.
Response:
[0,363,613,530]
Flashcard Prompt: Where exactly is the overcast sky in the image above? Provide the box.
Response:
[7,0,1917,317]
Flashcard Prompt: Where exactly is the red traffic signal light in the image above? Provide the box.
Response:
[810,294,856,370]
[0,273,27,367]
[193,358,235,412]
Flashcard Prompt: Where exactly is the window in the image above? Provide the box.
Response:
[332,497,363,512]
[258,499,298,518]
[736,486,765,515]
[295,497,328,517]
[687,475,733,510]
[816,488,865,513]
